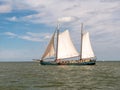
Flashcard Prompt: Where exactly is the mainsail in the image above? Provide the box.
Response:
[81,32,95,59]
[57,30,79,59]
[41,32,55,59]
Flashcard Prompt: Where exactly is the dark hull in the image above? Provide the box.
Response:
[40,60,96,65]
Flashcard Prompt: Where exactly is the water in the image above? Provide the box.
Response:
[0,61,120,90]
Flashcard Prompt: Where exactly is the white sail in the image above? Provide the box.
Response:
[41,32,55,59]
[57,30,79,59]
[81,32,95,59]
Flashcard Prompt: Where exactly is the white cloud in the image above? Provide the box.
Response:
[3,32,51,42]
[58,16,77,22]
[19,32,51,42]
[0,4,12,13]
[6,16,17,21]
[27,32,51,39]
[11,0,119,30]
[4,32,17,37]
[18,35,42,42]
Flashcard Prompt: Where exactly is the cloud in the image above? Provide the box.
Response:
[26,32,51,39]
[3,0,119,26]
[21,13,49,24]
[6,16,17,21]
[0,4,12,13]
[3,32,52,42]
[58,16,77,22]
[4,32,17,37]
[19,32,51,41]
[19,36,42,42]
[9,0,119,30]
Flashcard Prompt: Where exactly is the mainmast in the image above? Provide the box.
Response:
[80,23,83,60]
[55,23,60,60]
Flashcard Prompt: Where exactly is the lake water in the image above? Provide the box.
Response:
[0,61,120,90]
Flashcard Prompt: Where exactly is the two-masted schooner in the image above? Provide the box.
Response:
[40,23,96,65]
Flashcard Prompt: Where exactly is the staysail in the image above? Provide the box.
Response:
[41,32,55,59]
[57,30,79,59]
[81,32,95,59]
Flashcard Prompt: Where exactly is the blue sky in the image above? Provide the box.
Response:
[0,0,120,61]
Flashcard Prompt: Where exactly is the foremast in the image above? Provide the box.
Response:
[55,23,60,61]
[80,23,83,60]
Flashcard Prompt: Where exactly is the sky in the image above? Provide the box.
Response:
[0,0,120,61]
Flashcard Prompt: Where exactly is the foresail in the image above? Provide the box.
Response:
[82,32,95,59]
[57,30,79,59]
[41,32,55,59]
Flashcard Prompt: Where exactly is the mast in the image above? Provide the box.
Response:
[80,23,83,60]
[55,23,60,60]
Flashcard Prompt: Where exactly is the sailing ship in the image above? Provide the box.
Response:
[40,23,96,65]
